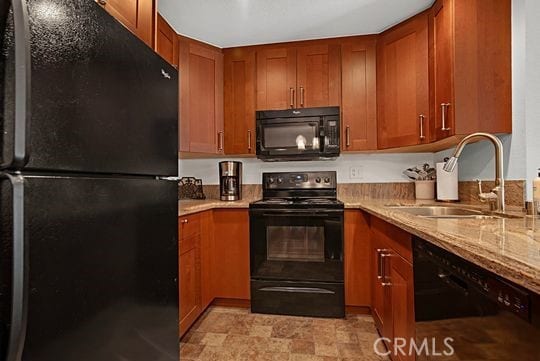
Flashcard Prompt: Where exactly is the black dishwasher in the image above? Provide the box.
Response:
[413,238,540,361]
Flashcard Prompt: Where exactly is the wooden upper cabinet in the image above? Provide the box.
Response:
[256,44,341,110]
[432,0,454,140]
[341,38,377,151]
[377,12,429,149]
[296,44,341,108]
[224,48,256,155]
[155,14,178,67]
[178,37,224,154]
[256,48,297,110]
[96,0,155,47]
[431,0,512,141]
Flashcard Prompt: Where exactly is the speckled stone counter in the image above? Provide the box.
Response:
[179,199,251,216]
[343,198,540,295]
[179,198,540,294]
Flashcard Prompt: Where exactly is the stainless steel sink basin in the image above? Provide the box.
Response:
[386,205,521,219]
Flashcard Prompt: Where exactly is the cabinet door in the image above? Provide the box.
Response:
[344,211,371,307]
[224,49,256,155]
[341,39,377,151]
[96,0,154,47]
[432,0,455,140]
[256,48,297,110]
[389,254,415,361]
[377,13,429,149]
[371,233,390,336]
[179,241,201,336]
[199,211,214,309]
[179,39,224,153]
[212,210,250,299]
[156,14,178,67]
[296,44,341,108]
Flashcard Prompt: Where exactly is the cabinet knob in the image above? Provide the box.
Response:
[180,219,189,224]
[97,0,107,5]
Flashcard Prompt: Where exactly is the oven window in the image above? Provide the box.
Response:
[262,122,318,149]
[266,225,324,262]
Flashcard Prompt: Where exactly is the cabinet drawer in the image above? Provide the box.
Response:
[371,217,412,263]
[179,214,201,241]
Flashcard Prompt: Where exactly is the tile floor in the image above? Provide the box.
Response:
[180,306,388,361]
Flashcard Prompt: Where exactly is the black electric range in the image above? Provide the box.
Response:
[249,171,345,318]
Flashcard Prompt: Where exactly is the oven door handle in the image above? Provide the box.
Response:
[259,287,335,294]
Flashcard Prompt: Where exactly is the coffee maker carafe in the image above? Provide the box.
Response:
[219,161,242,201]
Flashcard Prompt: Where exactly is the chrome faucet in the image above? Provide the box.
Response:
[443,132,505,213]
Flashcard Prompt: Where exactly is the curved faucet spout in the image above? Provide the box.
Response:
[443,132,505,212]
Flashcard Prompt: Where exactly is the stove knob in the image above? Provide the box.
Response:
[268,177,275,184]
[324,177,331,183]
[315,177,321,183]
[277,177,283,184]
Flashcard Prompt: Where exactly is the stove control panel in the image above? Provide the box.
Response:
[263,171,337,190]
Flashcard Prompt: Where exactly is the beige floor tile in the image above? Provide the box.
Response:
[179,307,388,361]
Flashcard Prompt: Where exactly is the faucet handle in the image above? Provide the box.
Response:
[476,179,483,194]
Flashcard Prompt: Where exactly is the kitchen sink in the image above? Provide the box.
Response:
[386,205,521,219]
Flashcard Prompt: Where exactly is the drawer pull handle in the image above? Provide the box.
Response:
[180,219,188,224]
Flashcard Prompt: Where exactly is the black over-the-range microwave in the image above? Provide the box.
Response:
[255,107,340,161]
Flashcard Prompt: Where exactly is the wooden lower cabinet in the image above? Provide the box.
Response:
[179,209,250,337]
[212,209,250,300]
[388,252,415,361]
[371,217,415,361]
[344,211,372,306]
[179,214,203,337]
[179,240,201,336]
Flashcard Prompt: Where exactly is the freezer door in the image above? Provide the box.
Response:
[0,1,178,176]
[0,174,178,361]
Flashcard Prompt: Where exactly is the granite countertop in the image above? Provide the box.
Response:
[179,198,540,294]
[179,199,252,216]
[342,198,540,294]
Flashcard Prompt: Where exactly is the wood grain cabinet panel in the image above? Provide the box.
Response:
[344,211,372,307]
[212,210,250,300]
[431,0,512,140]
[388,253,415,361]
[256,48,297,110]
[296,44,341,108]
[341,38,377,151]
[224,48,256,155]
[370,216,414,360]
[179,38,224,154]
[96,0,155,47]
[377,12,429,149]
[155,14,177,67]
[179,243,201,336]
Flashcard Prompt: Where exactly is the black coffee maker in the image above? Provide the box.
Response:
[219,161,242,201]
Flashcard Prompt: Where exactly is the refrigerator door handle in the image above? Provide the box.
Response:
[1,173,29,361]
[1,0,31,169]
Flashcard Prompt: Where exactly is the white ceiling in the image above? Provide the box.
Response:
[158,0,435,48]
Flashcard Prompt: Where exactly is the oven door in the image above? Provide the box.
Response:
[257,118,322,158]
[250,209,343,283]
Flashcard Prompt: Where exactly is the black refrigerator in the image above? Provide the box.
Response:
[1,1,179,360]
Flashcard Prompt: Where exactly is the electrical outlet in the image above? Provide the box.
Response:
[349,166,364,179]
